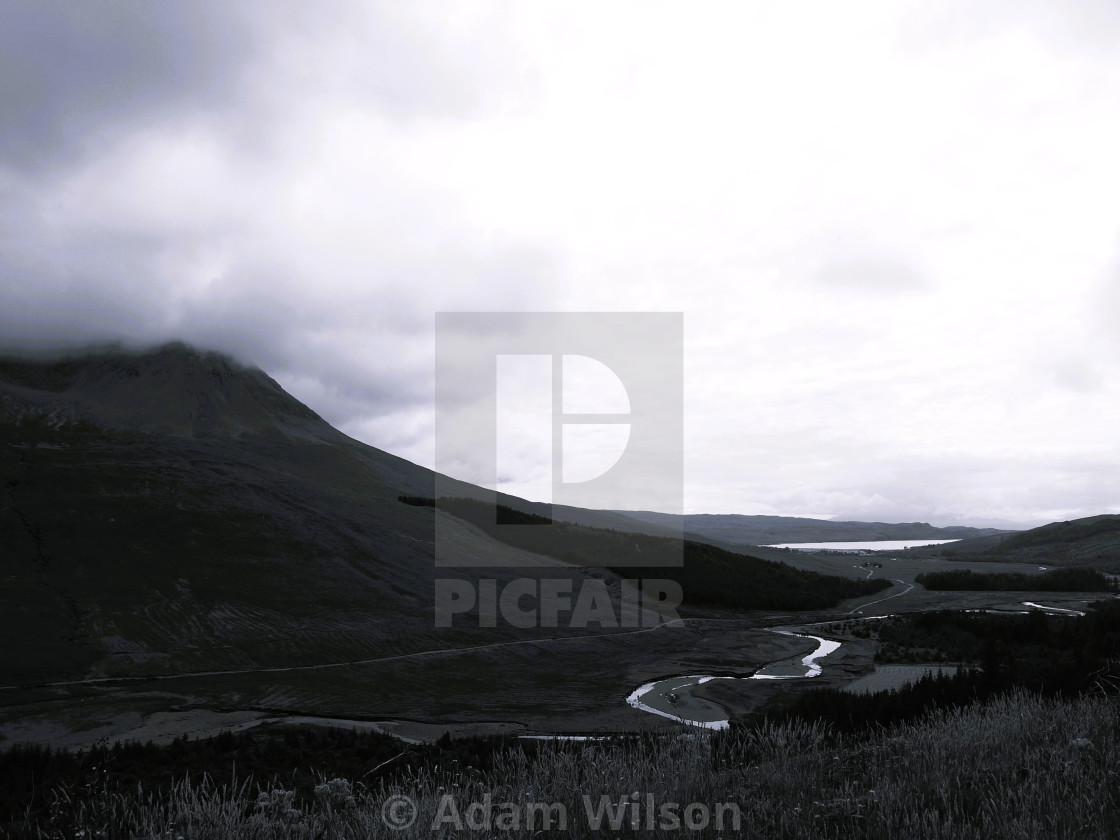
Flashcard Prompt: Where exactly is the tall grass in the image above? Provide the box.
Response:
[16,690,1120,839]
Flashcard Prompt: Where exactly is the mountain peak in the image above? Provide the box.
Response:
[0,342,338,442]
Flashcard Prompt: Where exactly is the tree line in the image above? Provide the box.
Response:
[915,568,1115,592]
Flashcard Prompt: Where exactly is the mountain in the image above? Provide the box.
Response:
[1,344,667,683]
[613,511,1013,547]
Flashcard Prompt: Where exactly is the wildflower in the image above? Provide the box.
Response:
[314,778,356,811]
[254,788,301,821]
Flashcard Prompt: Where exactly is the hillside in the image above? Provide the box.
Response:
[926,514,1120,569]
[1,345,708,692]
[0,347,513,683]
[615,510,1012,546]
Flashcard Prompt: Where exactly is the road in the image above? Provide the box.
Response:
[847,578,915,615]
[0,617,688,692]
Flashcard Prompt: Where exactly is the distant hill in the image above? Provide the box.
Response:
[613,511,1013,547]
[927,514,1120,570]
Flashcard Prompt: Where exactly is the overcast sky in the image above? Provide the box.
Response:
[3,1,1120,527]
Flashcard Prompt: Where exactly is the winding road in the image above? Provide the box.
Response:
[848,578,915,615]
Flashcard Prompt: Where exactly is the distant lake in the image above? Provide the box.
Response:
[765,539,961,552]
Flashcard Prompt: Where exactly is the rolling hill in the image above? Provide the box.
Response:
[925,514,1120,569]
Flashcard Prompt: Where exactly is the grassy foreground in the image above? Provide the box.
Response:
[12,690,1120,839]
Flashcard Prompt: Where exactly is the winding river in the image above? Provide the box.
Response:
[626,601,1088,729]
[626,629,842,730]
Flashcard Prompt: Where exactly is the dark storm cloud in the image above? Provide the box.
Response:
[0,1,523,172]
[0,0,548,435]
[0,216,176,353]
[0,1,255,170]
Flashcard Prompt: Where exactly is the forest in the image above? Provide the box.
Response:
[914,567,1116,591]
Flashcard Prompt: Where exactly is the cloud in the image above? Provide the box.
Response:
[0,0,556,438]
[812,256,928,294]
[1052,357,1103,393]
[3,1,1120,526]
[0,1,257,171]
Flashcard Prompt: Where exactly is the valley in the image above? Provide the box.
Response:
[1,346,1117,753]
[0,540,1104,748]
